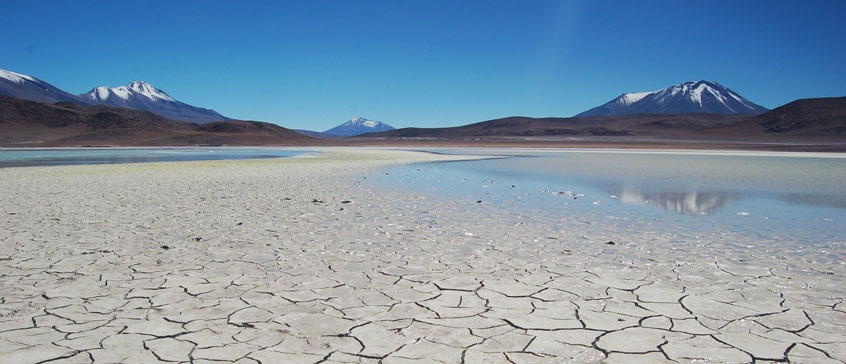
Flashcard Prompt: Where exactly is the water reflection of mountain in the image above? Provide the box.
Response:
[616,190,733,214]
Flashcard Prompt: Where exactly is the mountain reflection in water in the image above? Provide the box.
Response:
[615,189,733,214]
[375,150,846,245]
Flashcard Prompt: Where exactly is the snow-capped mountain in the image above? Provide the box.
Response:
[85,81,176,103]
[578,81,768,117]
[0,68,227,124]
[80,81,226,124]
[0,68,91,105]
[323,117,395,136]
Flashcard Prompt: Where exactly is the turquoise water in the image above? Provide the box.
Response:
[376,148,846,246]
[0,148,311,168]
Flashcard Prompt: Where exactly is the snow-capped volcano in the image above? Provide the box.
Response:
[578,81,768,116]
[0,68,91,105]
[85,81,176,103]
[80,81,226,124]
[323,117,395,136]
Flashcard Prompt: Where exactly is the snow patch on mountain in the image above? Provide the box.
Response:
[92,86,111,100]
[350,116,379,128]
[0,69,37,84]
[127,81,175,102]
[621,92,650,105]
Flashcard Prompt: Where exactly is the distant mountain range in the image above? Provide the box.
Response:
[0,68,227,124]
[323,117,395,136]
[578,81,769,116]
[367,97,845,140]
[368,114,748,139]
[3,69,772,128]
[1,67,843,147]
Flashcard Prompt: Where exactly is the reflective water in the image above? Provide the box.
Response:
[0,148,311,168]
[376,148,846,246]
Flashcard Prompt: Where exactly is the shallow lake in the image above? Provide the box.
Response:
[376,148,846,248]
[0,148,311,168]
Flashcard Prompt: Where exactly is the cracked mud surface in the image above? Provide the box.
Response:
[1,149,844,363]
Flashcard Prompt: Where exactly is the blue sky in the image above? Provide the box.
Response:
[3,1,845,130]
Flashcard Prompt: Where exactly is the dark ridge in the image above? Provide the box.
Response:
[756,97,846,134]
[0,94,313,147]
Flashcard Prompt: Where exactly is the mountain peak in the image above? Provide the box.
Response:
[577,81,768,117]
[83,81,175,103]
[325,117,396,136]
[127,80,158,91]
[345,117,381,128]
[78,81,224,123]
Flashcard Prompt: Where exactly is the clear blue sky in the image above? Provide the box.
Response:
[3,1,845,130]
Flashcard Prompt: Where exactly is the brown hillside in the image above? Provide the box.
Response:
[0,95,314,147]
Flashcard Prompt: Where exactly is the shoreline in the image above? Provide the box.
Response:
[1,146,843,171]
[3,135,846,153]
[338,138,846,153]
[1,149,844,363]
[408,146,846,159]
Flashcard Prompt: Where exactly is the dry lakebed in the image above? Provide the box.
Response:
[0,148,844,363]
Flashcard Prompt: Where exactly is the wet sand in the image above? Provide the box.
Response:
[0,148,844,363]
